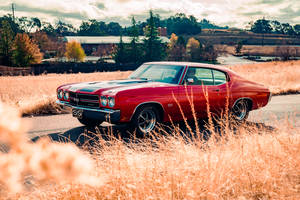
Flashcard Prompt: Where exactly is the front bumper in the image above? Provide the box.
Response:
[56,100,120,123]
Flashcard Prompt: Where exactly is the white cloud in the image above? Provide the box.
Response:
[0,0,298,28]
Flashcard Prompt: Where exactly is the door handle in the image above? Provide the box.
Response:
[213,89,220,92]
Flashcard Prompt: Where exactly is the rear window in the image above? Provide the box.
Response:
[213,70,227,85]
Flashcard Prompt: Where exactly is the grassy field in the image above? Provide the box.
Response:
[0,71,131,115]
[216,45,300,57]
[0,60,299,116]
[0,102,299,199]
[229,60,300,95]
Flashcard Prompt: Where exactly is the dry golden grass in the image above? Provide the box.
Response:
[229,60,300,95]
[216,44,300,56]
[0,71,131,115]
[1,101,300,199]
[0,60,299,116]
[0,102,100,194]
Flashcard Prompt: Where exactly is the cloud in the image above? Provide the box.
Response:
[0,4,87,20]
[0,0,298,28]
[258,0,285,5]
[95,3,105,10]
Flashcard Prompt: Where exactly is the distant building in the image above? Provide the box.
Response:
[158,27,167,36]
[64,36,170,57]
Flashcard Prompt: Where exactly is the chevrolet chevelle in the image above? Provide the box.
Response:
[56,62,271,135]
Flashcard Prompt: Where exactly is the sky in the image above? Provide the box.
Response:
[0,0,299,28]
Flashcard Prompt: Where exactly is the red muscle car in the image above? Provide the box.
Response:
[56,62,271,135]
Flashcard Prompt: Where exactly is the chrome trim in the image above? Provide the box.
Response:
[232,97,253,110]
[56,100,119,114]
[129,101,165,121]
[77,99,99,103]
[180,66,229,86]
[268,92,272,103]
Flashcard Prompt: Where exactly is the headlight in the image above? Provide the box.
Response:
[100,96,107,106]
[57,89,63,99]
[64,91,69,100]
[108,97,115,107]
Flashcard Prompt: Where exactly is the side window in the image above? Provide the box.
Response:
[184,67,214,85]
[213,70,227,85]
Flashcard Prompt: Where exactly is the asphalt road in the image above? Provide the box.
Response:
[24,94,300,141]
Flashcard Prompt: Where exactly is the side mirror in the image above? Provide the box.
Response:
[187,78,194,84]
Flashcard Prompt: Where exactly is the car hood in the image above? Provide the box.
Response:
[64,79,173,93]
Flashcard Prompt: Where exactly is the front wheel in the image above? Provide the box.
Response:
[231,100,250,122]
[131,106,160,136]
[77,117,103,127]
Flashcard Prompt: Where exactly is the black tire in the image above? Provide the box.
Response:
[231,100,250,122]
[77,117,103,127]
[131,105,161,136]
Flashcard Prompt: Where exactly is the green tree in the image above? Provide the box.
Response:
[65,41,86,62]
[0,14,21,34]
[128,17,143,64]
[143,10,165,62]
[271,20,282,34]
[107,22,122,35]
[294,24,300,35]
[41,22,56,36]
[235,41,243,55]
[55,21,76,36]
[250,18,273,33]
[17,17,41,33]
[78,20,108,36]
[162,13,202,35]
[281,23,295,35]
[0,20,14,66]
[12,33,42,67]
[113,34,128,64]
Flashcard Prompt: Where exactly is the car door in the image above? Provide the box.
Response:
[177,67,216,120]
[210,69,231,116]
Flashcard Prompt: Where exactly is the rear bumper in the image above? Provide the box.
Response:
[56,100,120,123]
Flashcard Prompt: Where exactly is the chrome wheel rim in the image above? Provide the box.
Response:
[233,101,247,121]
[137,109,156,134]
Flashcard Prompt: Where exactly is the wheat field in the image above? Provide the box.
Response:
[0,60,299,116]
[229,60,300,95]
[216,44,300,56]
[0,101,299,199]
[0,71,131,115]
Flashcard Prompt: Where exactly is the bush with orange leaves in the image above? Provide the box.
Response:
[0,102,100,194]
[12,33,43,67]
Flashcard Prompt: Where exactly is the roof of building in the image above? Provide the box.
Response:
[64,36,170,44]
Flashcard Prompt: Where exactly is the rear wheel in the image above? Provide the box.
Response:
[131,105,161,136]
[231,100,250,122]
[77,117,103,127]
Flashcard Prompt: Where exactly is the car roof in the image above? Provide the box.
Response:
[144,61,233,73]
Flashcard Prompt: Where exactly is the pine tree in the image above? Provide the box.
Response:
[129,17,142,64]
[143,10,165,62]
[114,34,127,64]
[0,20,14,66]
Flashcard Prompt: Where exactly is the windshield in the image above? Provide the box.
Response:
[129,64,184,84]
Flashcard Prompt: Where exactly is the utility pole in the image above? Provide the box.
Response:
[11,3,15,22]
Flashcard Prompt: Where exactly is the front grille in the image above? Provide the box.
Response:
[69,92,100,108]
